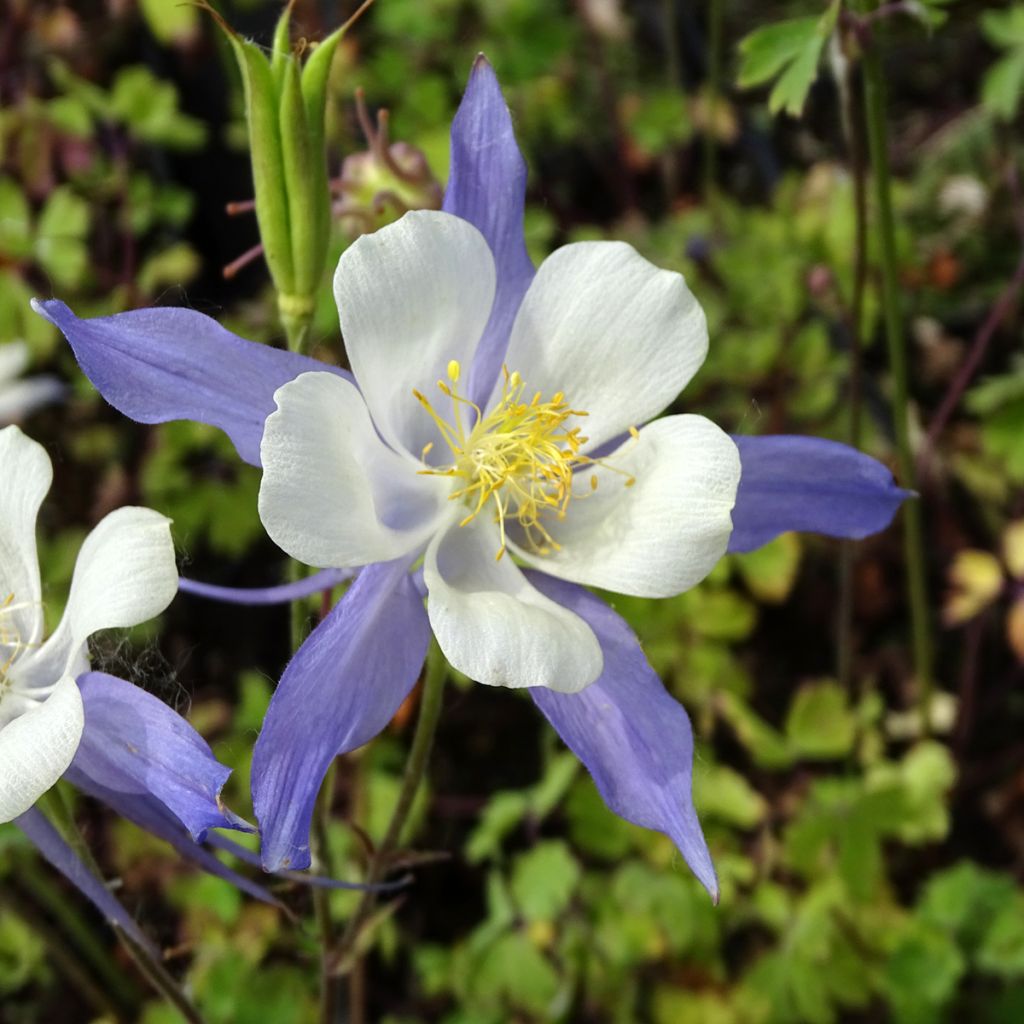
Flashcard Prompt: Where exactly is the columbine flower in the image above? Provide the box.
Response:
[259,208,740,691]
[0,341,64,424]
[32,58,909,899]
[0,425,267,941]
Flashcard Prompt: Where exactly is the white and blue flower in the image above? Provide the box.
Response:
[32,59,909,900]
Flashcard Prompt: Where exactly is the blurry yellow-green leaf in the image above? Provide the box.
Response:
[785,680,857,760]
[734,533,802,604]
[510,841,580,922]
[0,177,31,259]
[140,0,200,46]
[694,763,767,828]
[716,690,793,770]
[1003,520,1024,579]
[944,549,1003,625]
[1006,597,1024,662]
[137,242,201,296]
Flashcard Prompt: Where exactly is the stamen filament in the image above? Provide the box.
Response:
[414,365,636,559]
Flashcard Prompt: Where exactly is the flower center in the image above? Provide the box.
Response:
[414,361,634,560]
[0,592,25,689]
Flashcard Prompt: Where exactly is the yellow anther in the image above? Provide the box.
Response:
[414,364,637,558]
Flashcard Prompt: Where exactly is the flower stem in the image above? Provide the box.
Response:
[0,881,127,1020]
[35,787,207,1024]
[312,762,338,1024]
[335,643,447,1012]
[20,859,140,1010]
[836,24,869,693]
[860,25,933,730]
[703,0,724,209]
[283,558,338,1024]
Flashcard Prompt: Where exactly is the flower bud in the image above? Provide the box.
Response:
[335,90,442,237]
[204,0,373,350]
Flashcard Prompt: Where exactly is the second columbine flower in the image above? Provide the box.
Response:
[257,210,740,694]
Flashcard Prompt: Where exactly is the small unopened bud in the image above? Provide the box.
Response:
[335,89,443,236]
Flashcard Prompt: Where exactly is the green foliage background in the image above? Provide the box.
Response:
[2,0,1024,1021]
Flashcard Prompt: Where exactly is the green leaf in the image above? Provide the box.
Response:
[981,50,1024,121]
[885,922,965,1024]
[785,681,857,760]
[716,691,793,770]
[510,841,580,922]
[694,763,767,828]
[733,533,802,604]
[627,89,693,157]
[769,38,825,117]
[35,186,90,289]
[137,242,201,296]
[982,6,1024,49]
[565,778,635,859]
[0,177,32,259]
[977,898,1024,978]
[139,0,199,45]
[529,751,579,820]
[109,66,207,148]
[0,911,45,996]
[737,17,820,89]
[465,792,529,864]
[737,6,838,117]
[467,930,559,1016]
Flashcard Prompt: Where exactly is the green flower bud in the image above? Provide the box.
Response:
[202,0,374,351]
[335,90,443,237]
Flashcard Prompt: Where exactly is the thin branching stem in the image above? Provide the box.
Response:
[860,19,934,730]
[35,787,207,1024]
[336,644,447,1020]
[836,23,869,693]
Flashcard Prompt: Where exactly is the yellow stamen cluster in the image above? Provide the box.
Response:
[0,593,37,684]
[414,362,634,560]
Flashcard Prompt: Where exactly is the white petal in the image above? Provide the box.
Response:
[424,514,603,693]
[0,426,51,645]
[29,506,177,683]
[513,415,740,597]
[0,674,84,822]
[0,342,29,384]
[0,376,65,424]
[259,372,451,568]
[500,241,707,451]
[334,210,497,458]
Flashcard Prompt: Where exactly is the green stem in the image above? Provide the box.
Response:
[35,787,207,1024]
[860,24,933,730]
[703,0,724,210]
[280,295,314,355]
[0,882,126,1021]
[20,860,140,1010]
[313,762,338,1024]
[837,22,869,694]
[282,315,312,355]
[336,643,447,1006]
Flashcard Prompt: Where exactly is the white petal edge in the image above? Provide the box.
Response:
[0,426,51,646]
[0,376,65,424]
[0,674,84,823]
[0,341,29,384]
[25,506,178,687]
[258,372,451,569]
[424,513,603,693]
[499,241,708,452]
[512,415,740,597]
[334,210,497,459]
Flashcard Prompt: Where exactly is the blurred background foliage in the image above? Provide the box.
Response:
[2,0,1024,1021]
